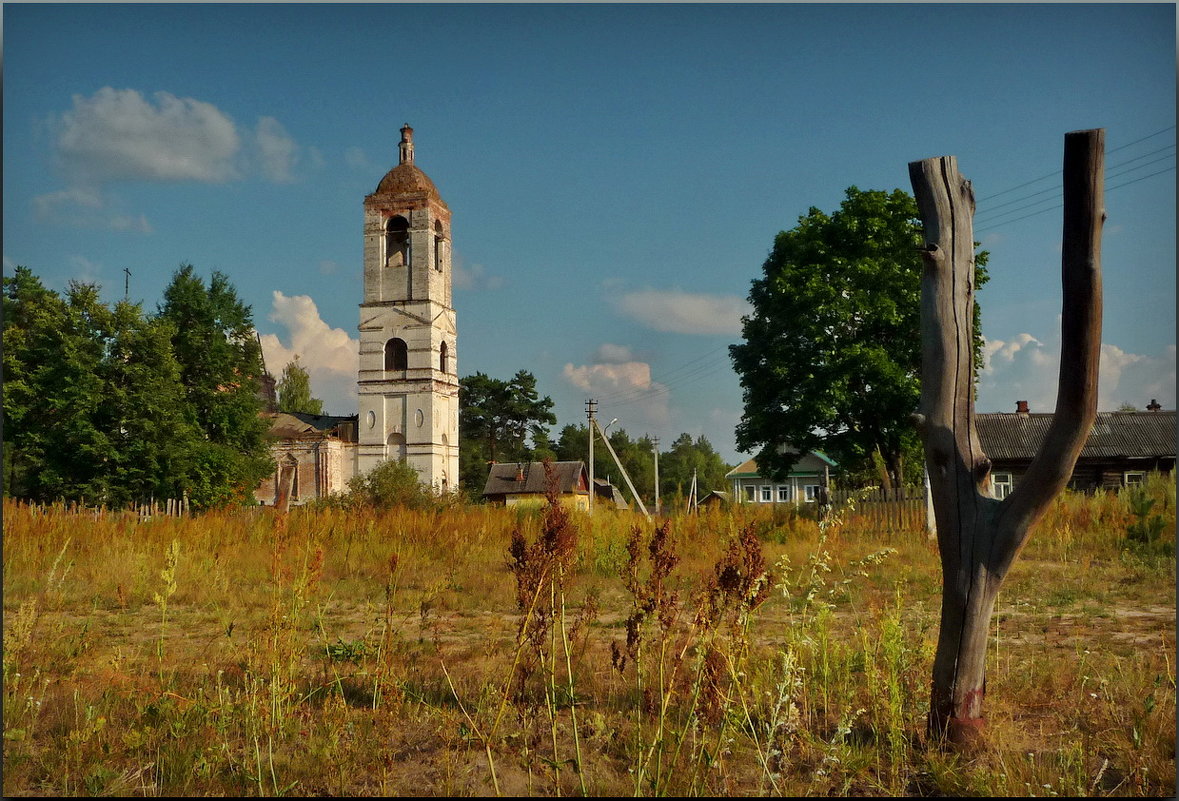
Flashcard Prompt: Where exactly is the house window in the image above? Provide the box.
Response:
[385,338,408,373]
[804,484,819,502]
[760,485,772,502]
[777,485,791,503]
[743,485,756,502]
[385,216,409,267]
[992,472,1013,500]
[1124,471,1146,488]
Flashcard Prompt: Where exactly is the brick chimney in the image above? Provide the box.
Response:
[1147,399,1162,412]
[1015,400,1029,416]
[515,463,526,482]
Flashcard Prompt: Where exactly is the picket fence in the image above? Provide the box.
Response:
[22,497,191,520]
[829,486,930,533]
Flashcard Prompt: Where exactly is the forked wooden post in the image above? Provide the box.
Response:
[908,129,1104,745]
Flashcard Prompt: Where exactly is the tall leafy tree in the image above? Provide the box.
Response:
[3,269,107,501]
[158,264,272,506]
[96,299,205,506]
[3,268,205,505]
[658,433,731,502]
[730,187,988,488]
[458,370,556,492]
[276,356,324,415]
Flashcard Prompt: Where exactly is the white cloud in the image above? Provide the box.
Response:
[54,87,241,184]
[979,330,1176,413]
[562,360,670,429]
[593,343,634,363]
[255,116,298,183]
[258,291,359,416]
[614,289,750,336]
[32,187,152,233]
[453,259,504,291]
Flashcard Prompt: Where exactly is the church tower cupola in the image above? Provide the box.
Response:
[398,123,414,165]
[357,125,458,492]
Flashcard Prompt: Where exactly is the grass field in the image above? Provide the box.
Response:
[3,474,1174,796]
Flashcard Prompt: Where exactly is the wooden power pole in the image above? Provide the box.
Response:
[908,129,1104,746]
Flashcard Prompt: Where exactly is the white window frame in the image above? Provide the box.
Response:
[1123,471,1146,488]
[804,484,819,502]
[743,485,756,503]
[760,485,772,502]
[992,472,1013,500]
[777,485,791,503]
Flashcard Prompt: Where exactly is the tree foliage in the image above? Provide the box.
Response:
[3,264,270,509]
[276,356,324,415]
[157,264,273,506]
[458,370,557,492]
[731,187,988,488]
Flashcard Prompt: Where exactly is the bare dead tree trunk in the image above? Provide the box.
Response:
[908,129,1104,746]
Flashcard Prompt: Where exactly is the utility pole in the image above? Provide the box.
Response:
[123,267,132,300]
[651,436,660,516]
[585,399,597,514]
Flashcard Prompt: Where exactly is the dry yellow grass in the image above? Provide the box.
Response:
[3,476,1174,796]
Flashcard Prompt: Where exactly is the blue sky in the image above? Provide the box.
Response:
[4,3,1175,465]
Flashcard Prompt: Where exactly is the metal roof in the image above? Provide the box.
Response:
[725,449,837,479]
[975,410,1176,461]
[482,461,588,497]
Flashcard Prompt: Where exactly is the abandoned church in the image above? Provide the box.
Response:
[255,124,459,505]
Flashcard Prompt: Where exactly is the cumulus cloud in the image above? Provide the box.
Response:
[258,291,359,416]
[453,259,504,291]
[614,289,750,335]
[562,359,671,429]
[979,330,1176,413]
[54,87,241,184]
[254,116,298,183]
[33,186,153,233]
[37,88,303,232]
[593,343,634,363]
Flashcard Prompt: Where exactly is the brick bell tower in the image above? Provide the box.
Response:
[357,124,458,491]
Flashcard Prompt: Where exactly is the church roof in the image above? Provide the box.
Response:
[371,162,447,206]
[368,123,448,208]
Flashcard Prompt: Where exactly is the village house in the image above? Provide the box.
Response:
[726,449,837,505]
[482,461,591,510]
[975,401,1176,498]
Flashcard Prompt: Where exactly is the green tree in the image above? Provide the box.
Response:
[276,356,324,415]
[3,268,205,505]
[96,298,205,506]
[730,186,988,489]
[658,433,731,503]
[458,370,557,492]
[158,264,272,507]
[3,269,107,501]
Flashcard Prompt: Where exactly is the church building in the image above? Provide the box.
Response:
[256,124,459,504]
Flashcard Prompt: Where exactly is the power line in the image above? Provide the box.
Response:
[972,125,1175,204]
[974,145,1175,221]
[974,164,1175,234]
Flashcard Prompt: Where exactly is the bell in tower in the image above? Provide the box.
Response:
[356,125,458,491]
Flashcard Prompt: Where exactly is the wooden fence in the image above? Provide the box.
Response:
[20,497,191,520]
[829,486,929,533]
